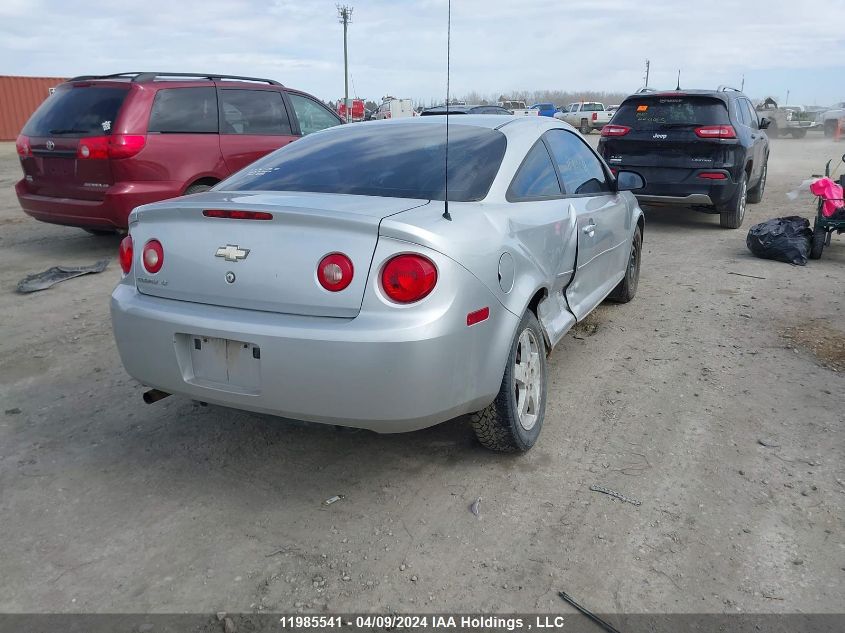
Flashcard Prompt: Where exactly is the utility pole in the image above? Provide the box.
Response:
[644,59,650,88]
[337,5,353,123]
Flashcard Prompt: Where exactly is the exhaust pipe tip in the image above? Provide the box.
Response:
[143,388,171,404]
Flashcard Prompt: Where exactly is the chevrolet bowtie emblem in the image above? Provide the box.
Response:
[215,244,250,262]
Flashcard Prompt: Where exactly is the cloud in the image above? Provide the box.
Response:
[0,0,842,104]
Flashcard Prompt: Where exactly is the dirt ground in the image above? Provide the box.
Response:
[0,134,843,617]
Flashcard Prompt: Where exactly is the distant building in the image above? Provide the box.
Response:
[0,75,67,140]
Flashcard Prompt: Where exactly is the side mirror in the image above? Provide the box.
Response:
[759,117,771,130]
[616,170,645,192]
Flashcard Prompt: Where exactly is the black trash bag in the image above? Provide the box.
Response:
[746,216,812,266]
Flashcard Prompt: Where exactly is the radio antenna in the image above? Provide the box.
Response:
[442,0,452,221]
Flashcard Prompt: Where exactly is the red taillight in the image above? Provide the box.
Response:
[592,112,597,121]
[142,239,164,274]
[601,125,631,137]
[381,254,437,303]
[698,172,727,180]
[203,210,273,220]
[694,125,736,139]
[317,253,354,292]
[15,135,32,158]
[77,134,146,160]
[77,136,109,159]
[108,134,146,159]
[119,235,133,274]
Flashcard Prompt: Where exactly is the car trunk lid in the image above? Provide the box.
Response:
[129,191,429,318]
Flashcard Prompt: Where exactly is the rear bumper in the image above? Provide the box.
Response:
[615,167,738,207]
[110,269,518,433]
[16,179,185,230]
[636,193,714,206]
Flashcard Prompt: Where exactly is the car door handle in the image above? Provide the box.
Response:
[583,223,596,236]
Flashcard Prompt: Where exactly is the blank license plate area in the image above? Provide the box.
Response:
[189,336,261,391]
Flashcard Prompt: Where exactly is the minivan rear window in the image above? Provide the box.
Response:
[22,85,129,137]
[612,96,729,130]
[220,123,507,201]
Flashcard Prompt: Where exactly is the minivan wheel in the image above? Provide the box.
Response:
[471,310,547,453]
[607,225,642,303]
[747,162,767,204]
[719,175,747,229]
[185,183,213,195]
[580,119,591,135]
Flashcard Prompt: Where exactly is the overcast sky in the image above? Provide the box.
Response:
[1,0,843,106]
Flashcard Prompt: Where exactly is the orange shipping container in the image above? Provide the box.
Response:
[0,75,68,141]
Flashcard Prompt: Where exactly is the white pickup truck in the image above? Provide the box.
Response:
[497,100,539,117]
[554,102,612,134]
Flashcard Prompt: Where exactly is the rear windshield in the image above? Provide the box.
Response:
[612,96,729,130]
[23,85,128,137]
[220,123,507,201]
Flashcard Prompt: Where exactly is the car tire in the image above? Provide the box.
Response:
[790,129,807,139]
[607,225,642,303]
[580,119,591,135]
[719,174,747,229]
[824,120,836,138]
[747,161,767,204]
[185,183,213,195]
[471,310,547,453]
[810,222,826,260]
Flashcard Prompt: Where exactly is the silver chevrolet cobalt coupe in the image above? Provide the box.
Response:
[111,115,645,452]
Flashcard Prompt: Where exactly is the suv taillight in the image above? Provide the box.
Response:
[77,134,146,160]
[694,125,736,139]
[601,125,631,137]
[15,135,32,158]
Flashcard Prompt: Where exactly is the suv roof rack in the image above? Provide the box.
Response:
[717,85,741,93]
[67,72,282,86]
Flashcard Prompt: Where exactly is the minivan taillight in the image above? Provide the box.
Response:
[109,135,146,159]
[694,125,736,139]
[119,235,133,274]
[15,135,32,158]
[77,134,146,160]
[601,125,631,137]
[381,254,437,303]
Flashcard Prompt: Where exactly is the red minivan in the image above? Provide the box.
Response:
[15,72,343,233]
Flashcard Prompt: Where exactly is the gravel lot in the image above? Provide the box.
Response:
[0,135,843,616]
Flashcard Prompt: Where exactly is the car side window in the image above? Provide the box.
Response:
[288,93,341,135]
[148,87,218,133]
[219,89,292,135]
[507,141,562,201]
[544,129,610,195]
[743,100,759,129]
[734,99,749,126]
